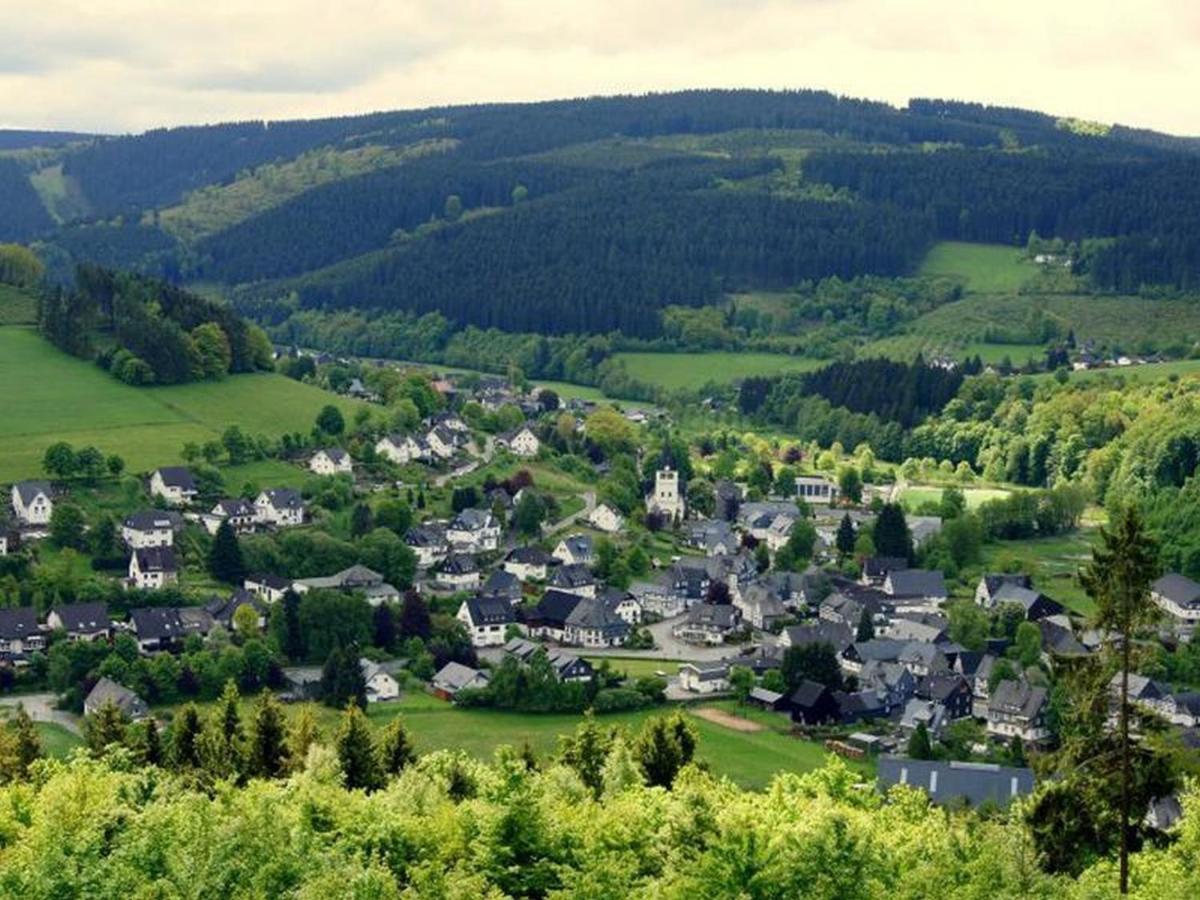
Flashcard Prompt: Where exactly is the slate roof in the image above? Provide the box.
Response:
[549,563,595,590]
[685,603,740,630]
[886,569,947,598]
[528,589,584,628]
[863,556,908,579]
[433,661,489,693]
[12,480,52,505]
[49,602,110,635]
[506,545,552,566]
[213,498,255,518]
[123,510,181,531]
[133,546,177,573]
[782,624,853,654]
[260,488,303,510]
[462,595,515,627]
[1153,573,1200,610]
[790,679,832,708]
[85,676,149,719]
[482,569,522,600]
[441,554,479,576]
[0,607,40,640]
[878,756,1035,807]
[990,679,1048,720]
[564,596,628,634]
[981,573,1033,597]
[129,607,186,642]
[154,467,196,491]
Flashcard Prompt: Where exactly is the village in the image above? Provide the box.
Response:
[3,356,1200,815]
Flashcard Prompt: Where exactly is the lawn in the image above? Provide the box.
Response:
[221,459,313,492]
[161,692,866,790]
[585,657,686,680]
[0,284,37,325]
[0,326,364,482]
[900,485,1011,512]
[613,351,825,391]
[963,530,1099,616]
[918,241,1034,293]
[36,722,84,758]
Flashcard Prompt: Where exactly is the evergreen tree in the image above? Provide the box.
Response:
[171,703,203,768]
[1080,505,1160,895]
[372,603,397,652]
[335,704,383,791]
[278,589,306,661]
[377,717,416,777]
[321,646,367,709]
[287,706,320,770]
[781,642,843,692]
[11,706,42,778]
[248,691,289,779]
[556,711,612,800]
[907,722,933,760]
[85,699,128,756]
[836,513,856,559]
[856,607,875,642]
[872,503,912,561]
[350,502,374,538]
[141,719,163,766]
[398,590,432,641]
[636,711,697,789]
[208,520,246,583]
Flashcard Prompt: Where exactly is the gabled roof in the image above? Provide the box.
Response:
[790,679,833,708]
[685,603,740,629]
[433,661,489,693]
[123,509,181,531]
[406,524,447,547]
[529,589,583,627]
[0,606,40,639]
[863,556,908,578]
[450,508,497,531]
[153,467,196,490]
[259,488,304,509]
[49,602,110,635]
[885,569,947,598]
[981,573,1033,597]
[441,553,479,576]
[558,534,593,558]
[549,563,595,589]
[784,621,854,652]
[878,756,1035,807]
[1152,573,1200,609]
[989,679,1047,720]
[133,546,177,573]
[246,572,292,591]
[204,590,263,627]
[129,606,185,641]
[213,498,255,517]
[462,595,515,626]
[12,480,52,505]
[506,545,552,566]
[482,569,522,599]
[85,676,148,719]
[564,596,628,634]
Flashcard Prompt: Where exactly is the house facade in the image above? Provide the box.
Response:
[309,448,353,476]
[149,467,198,506]
[11,481,53,526]
[128,547,179,590]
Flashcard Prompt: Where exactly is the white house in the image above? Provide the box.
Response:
[553,534,594,567]
[456,596,515,647]
[587,503,625,534]
[309,448,353,476]
[121,510,178,548]
[438,554,481,591]
[128,546,179,590]
[795,474,839,505]
[1150,573,1200,626]
[245,573,292,603]
[498,425,541,458]
[255,488,305,527]
[206,498,258,534]
[678,661,731,694]
[11,481,53,526]
[149,467,198,506]
[647,467,685,520]
[360,659,401,703]
[504,546,552,581]
[406,525,449,567]
[0,607,45,658]
[375,433,430,465]
[427,424,467,460]
[986,679,1050,744]
[446,509,501,553]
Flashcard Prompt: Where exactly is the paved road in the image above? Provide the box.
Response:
[542,491,597,537]
[0,692,83,735]
[433,436,495,487]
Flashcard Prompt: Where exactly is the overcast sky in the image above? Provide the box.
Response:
[3,1,1197,136]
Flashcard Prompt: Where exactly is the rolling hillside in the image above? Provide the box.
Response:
[0,326,362,481]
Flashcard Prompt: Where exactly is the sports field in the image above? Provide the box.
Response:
[0,326,363,482]
[613,351,825,391]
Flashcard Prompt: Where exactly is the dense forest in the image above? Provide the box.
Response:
[39,265,273,384]
[0,159,55,242]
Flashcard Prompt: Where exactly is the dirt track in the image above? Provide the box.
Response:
[692,706,764,733]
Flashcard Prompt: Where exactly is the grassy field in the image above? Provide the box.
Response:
[36,722,84,758]
[613,351,825,391]
[0,284,37,325]
[160,692,868,790]
[0,326,364,482]
[963,530,1099,616]
[585,657,686,679]
[1041,358,1200,386]
[900,485,1011,512]
[918,241,1034,293]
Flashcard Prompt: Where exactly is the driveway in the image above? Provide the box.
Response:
[542,491,596,537]
[0,692,83,735]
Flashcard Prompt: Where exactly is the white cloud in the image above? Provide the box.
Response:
[0,0,1196,135]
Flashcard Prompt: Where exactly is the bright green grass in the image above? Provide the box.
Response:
[585,657,689,680]
[0,327,364,482]
[964,530,1098,616]
[220,459,312,491]
[918,241,1034,293]
[900,486,1011,512]
[162,692,865,790]
[613,351,825,391]
[1038,358,1200,386]
[0,284,37,325]
[35,722,84,758]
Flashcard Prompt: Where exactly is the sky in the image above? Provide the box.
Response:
[3,1,1198,136]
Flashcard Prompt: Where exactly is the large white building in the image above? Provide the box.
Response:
[647,467,685,521]
[11,481,53,526]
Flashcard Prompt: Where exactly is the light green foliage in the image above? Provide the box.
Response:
[917,241,1034,294]
[613,351,823,391]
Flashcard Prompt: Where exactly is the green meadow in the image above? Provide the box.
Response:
[917,241,1034,293]
[0,326,363,482]
[612,351,825,391]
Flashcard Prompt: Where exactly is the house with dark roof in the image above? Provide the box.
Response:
[447,508,501,553]
[861,556,908,586]
[975,573,1034,608]
[685,519,740,557]
[128,606,210,653]
[435,553,481,591]
[46,602,110,642]
[503,637,594,682]
[678,661,731,694]
[309,448,353,476]
[988,582,1064,621]
[121,510,181,548]
[1151,573,1200,625]
[431,661,490,700]
[987,679,1050,744]
[149,467,197,506]
[84,676,149,720]
[497,425,541,458]
[406,524,449,567]
[563,595,630,647]
[883,569,947,605]
[789,680,840,725]
[748,686,787,711]
[919,674,974,720]
[547,563,596,598]
[879,757,1035,807]
[553,534,594,567]
[244,572,292,603]
[128,546,178,590]
[293,564,400,605]
[504,545,552,581]
[206,498,258,534]
[204,591,266,631]
[833,688,891,724]
[671,603,743,645]
[254,488,305,527]
[10,480,53,526]
[0,607,44,660]
[456,595,515,646]
[482,569,523,605]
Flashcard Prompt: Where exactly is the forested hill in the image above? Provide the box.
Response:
[2,89,1200,337]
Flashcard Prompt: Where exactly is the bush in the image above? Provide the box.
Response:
[591,687,650,713]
